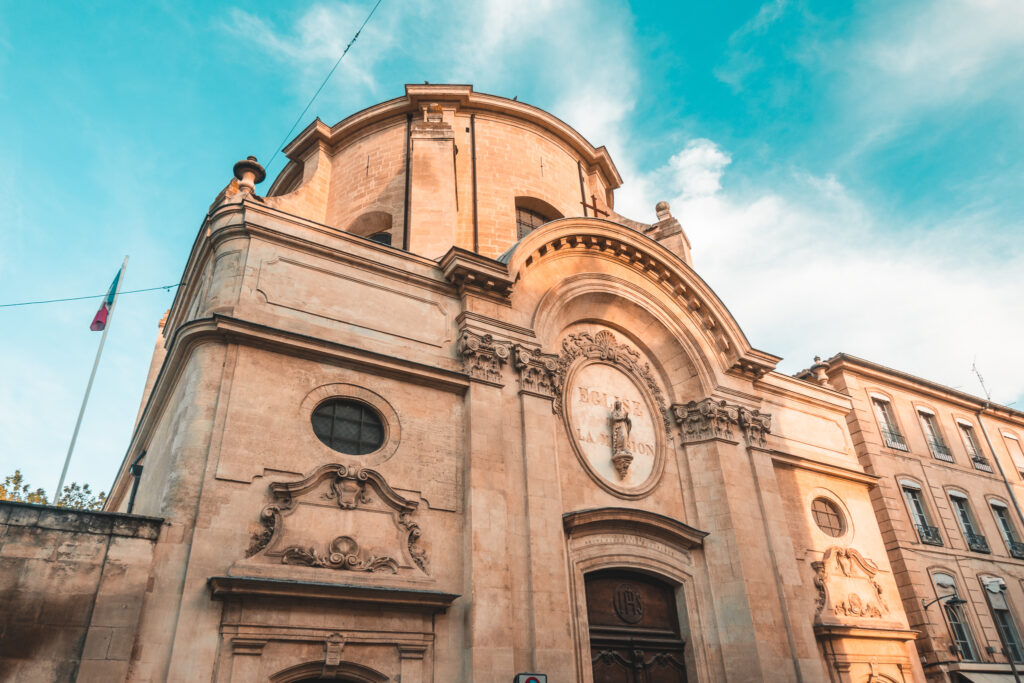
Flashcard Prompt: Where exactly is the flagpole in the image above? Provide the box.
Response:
[55,255,129,505]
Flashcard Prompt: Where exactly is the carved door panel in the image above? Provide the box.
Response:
[586,570,688,683]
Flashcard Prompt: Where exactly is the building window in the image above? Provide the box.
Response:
[311,399,385,455]
[902,482,942,545]
[515,206,550,239]
[958,422,992,472]
[919,411,953,462]
[934,573,978,661]
[982,577,1024,663]
[811,498,845,537]
[368,231,392,246]
[991,503,1024,559]
[950,493,990,553]
[873,398,908,451]
[1004,435,1024,480]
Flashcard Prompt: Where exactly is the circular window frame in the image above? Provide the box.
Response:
[562,358,667,500]
[811,497,846,537]
[301,383,401,466]
[808,490,854,541]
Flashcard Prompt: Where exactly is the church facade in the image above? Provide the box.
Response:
[17,84,1024,682]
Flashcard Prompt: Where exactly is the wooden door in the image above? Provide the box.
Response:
[586,569,688,683]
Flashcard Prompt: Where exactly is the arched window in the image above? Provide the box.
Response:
[514,196,562,239]
[347,211,394,245]
[931,572,978,661]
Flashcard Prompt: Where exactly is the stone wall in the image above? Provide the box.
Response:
[0,501,162,682]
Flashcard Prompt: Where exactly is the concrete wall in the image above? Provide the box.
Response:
[0,502,162,682]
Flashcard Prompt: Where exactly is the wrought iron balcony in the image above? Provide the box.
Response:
[971,455,994,473]
[916,523,943,546]
[965,531,990,554]
[1008,540,1024,560]
[928,438,954,462]
[881,427,909,451]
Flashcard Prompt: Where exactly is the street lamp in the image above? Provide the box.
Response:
[922,594,967,610]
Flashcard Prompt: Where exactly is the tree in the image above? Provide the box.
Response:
[0,470,106,510]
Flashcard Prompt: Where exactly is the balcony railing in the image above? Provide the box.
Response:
[1008,540,1024,560]
[881,427,909,451]
[928,438,954,462]
[971,455,994,473]
[965,531,991,553]
[916,523,943,546]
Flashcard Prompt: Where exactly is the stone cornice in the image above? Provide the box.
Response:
[207,575,459,613]
[563,507,708,549]
[439,247,514,301]
[505,220,781,381]
[167,199,452,336]
[812,623,918,641]
[769,451,878,487]
[107,315,469,509]
[828,353,1024,424]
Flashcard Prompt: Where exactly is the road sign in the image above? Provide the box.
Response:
[514,674,547,683]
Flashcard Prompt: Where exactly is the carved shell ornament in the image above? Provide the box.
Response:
[558,330,670,498]
[246,464,428,575]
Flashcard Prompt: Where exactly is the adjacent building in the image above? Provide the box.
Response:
[799,354,1024,682]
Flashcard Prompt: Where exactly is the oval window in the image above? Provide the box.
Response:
[811,497,845,537]
[311,399,385,455]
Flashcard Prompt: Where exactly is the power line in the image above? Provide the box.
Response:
[264,0,385,172]
[0,283,182,308]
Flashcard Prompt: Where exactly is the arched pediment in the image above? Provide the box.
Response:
[504,217,780,380]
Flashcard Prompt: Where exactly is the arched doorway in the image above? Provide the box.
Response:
[586,569,688,682]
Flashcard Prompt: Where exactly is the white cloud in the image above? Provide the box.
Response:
[223,3,398,97]
[639,137,1024,405]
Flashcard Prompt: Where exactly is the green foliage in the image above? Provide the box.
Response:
[0,470,48,504]
[0,470,106,510]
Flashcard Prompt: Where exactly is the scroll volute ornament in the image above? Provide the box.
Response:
[246,464,428,575]
[812,546,891,622]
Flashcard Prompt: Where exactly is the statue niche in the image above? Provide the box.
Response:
[246,464,428,574]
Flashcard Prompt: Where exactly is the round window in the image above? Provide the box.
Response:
[811,497,845,537]
[311,399,385,455]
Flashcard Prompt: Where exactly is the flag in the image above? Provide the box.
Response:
[90,270,121,331]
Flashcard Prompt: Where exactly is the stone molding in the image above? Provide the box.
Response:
[207,575,459,613]
[563,507,708,550]
[456,329,511,384]
[673,397,772,448]
[439,246,513,300]
[246,464,427,574]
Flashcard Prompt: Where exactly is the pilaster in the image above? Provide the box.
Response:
[408,103,458,258]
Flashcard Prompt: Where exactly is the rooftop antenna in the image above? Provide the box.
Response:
[971,358,992,407]
[972,358,1024,537]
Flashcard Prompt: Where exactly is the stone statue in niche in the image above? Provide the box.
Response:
[610,400,634,479]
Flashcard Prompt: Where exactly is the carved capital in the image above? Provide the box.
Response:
[673,399,772,448]
[512,344,559,397]
[738,406,772,448]
[673,398,739,442]
[457,330,511,383]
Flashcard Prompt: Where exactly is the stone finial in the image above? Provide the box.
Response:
[655,200,672,221]
[233,155,266,193]
[810,355,834,389]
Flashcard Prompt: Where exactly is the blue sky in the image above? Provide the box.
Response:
[2,0,1022,497]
